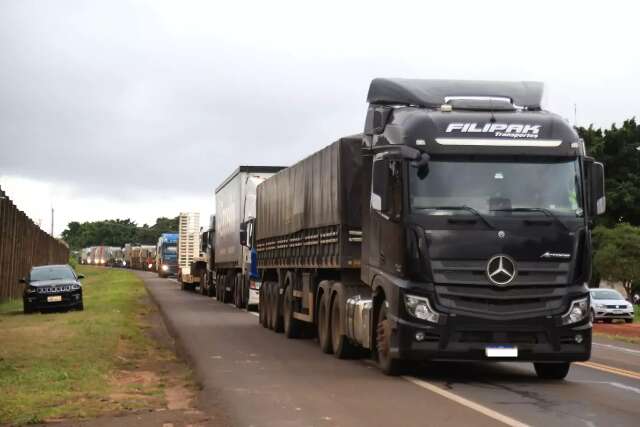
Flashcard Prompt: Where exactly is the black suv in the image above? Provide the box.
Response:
[21,264,84,313]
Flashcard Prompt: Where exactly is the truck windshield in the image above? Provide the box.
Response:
[410,157,582,217]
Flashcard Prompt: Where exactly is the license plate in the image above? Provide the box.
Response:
[613,310,623,314]
[486,345,518,358]
[47,295,62,302]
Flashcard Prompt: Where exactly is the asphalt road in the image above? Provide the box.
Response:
[138,271,640,427]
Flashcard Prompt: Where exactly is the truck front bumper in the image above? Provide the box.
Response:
[391,315,591,363]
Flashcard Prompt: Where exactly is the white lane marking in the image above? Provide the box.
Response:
[593,342,640,355]
[403,376,530,427]
[574,380,640,395]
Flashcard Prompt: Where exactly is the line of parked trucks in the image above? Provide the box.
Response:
[102,78,610,379]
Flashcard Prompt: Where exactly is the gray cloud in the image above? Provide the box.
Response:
[1,0,639,214]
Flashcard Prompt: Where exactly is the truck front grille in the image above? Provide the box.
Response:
[37,285,73,294]
[431,259,571,318]
[431,259,570,286]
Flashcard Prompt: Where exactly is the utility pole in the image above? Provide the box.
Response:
[51,207,54,236]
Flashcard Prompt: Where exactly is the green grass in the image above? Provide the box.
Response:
[635,305,640,321]
[0,266,165,425]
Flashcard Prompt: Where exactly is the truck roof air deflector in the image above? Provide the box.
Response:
[367,78,544,110]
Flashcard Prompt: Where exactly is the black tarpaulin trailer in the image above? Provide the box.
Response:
[255,136,363,269]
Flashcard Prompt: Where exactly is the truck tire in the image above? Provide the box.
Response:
[318,291,333,354]
[534,362,571,380]
[237,274,247,309]
[200,271,207,295]
[267,282,276,330]
[221,275,231,303]
[243,276,250,309]
[207,273,215,297]
[376,301,404,375]
[271,283,284,333]
[331,294,358,359]
[216,274,223,302]
[283,285,303,338]
[259,285,268,328]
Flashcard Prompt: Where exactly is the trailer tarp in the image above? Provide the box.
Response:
[256,136,362,240]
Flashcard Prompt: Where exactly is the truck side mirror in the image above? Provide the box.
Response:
[371,157,390,216]
[239,222,248,247]
[591,161,605,215]
[19,278,26,284]
[584,158,606,218]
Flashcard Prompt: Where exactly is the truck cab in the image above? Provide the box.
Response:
[362,78,605,376]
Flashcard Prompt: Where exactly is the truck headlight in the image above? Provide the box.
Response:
[595,303,606,309]
[404,294,440,323]
[71,284,81,290]
[25,286,37,294]
[162,264,169,271]
[562,297,589,325]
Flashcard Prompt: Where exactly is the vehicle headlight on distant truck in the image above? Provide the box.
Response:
[162,264,169,272]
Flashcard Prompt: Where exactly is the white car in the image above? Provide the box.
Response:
[589,288,634,323]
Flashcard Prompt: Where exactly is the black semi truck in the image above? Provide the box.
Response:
[253,78,605,378]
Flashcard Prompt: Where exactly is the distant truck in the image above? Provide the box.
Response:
[213,166,284,306]
[190,216,215,296]
[253,78,605,379]
[177,212,201,289]
[156,233,178,277]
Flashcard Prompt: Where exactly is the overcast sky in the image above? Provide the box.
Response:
[1,0,639,236]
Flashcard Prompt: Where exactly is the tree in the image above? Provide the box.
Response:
[593,223,640,299]
[61,216,179,249]
[578,118,640,226]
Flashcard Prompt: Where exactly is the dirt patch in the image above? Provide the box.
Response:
[594,321,640,338]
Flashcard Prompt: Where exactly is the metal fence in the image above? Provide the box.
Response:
[0,186,69,300]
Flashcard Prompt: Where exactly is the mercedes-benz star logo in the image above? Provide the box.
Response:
[486,255,517,286]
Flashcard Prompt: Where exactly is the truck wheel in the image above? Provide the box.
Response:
[243,276,250,309]
[625,318,633,323]
[259,285,268,328]
[221,275,231,303]
[283,285,303,338]
[207,273,215,297]
[534,362,571,380]
[266,282,275,329]
[237,274,247,309]
[200,271,207,295]
[271,284,284,333]
[331,295,358,359]
[216,274,223,301]
[376,302,404,375]
[318,292,333,354]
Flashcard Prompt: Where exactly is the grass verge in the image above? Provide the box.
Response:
[0,266,192,425]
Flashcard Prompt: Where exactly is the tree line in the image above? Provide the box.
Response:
[579,118,640,297]
[61,217,179,250]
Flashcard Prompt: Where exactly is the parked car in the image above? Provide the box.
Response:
[589,288,634,323]
[21,264,84,313]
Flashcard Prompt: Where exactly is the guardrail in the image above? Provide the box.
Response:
[0,186,69,300]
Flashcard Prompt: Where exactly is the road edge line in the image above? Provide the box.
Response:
[402,376,530,427]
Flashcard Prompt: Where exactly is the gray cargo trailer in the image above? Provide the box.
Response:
[214,166,284,306]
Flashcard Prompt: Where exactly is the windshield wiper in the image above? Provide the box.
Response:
[417,206,495,229]
[490,207,570,231]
